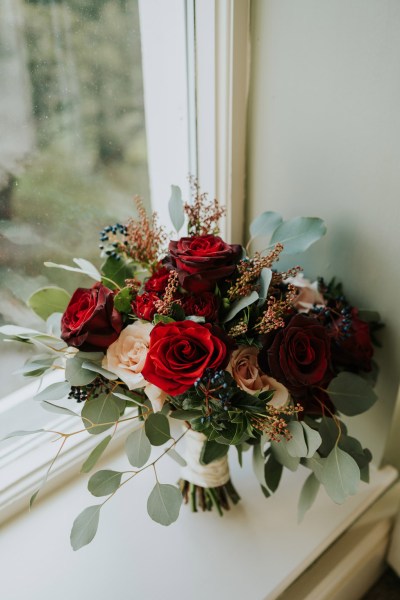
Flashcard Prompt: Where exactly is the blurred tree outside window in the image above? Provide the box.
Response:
[0,0,150,396]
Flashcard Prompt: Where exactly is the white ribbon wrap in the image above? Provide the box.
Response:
[181,429,230,488]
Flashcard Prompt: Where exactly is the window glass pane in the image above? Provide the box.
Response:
[0,0,150,396]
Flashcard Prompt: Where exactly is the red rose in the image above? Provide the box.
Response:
[144,266,170,293]
[132,292,158,321]
[259,314,333,394]
[167,234,242,292]
[142,321,229,395]
[183,292,220,322]
[332,309,373,372]
[61,283,123,352]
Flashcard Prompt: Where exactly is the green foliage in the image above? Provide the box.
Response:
[125,427,151,467]
[200,441,229,465]
[249,211,283,240]
[144,413,171,446]
[270,217,327,254]
[81,435,112,473]
[113,287,134,313]
[298,473,320,522]
[263,452,283,495]
[40,401,79,417]
[33,381,71,402]
[328,372,378,416]
[81,394,120,435]
[168,185,185,233]
[147,483,182,526]
[271,439,300,471]
[222,290,259,323]
[0,429,45,443]
[44,259,101,281]
[258,268,272,306]
[286,422,308,458]
[166,448,187,467]
[101,256,136,289]
[321,447,360,504]
[70,505,101,551]
[65,352,101,386]
[27,287,71,320]
[88,469,123,497]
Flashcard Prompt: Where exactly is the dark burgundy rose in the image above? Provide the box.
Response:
[183,292,220,322]
[132,292,158,321]
[144,266,170,293]
[295,388,336,417]
[259,314,333,394]
[166,234,242,293]
[142,320,229,395]
[332,309,373,372]
[61,283,123,352]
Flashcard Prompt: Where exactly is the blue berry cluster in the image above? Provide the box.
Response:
[194,368,234,412]
[99,223,128,261]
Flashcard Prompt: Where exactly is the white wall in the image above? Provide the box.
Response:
[247,0,400,466]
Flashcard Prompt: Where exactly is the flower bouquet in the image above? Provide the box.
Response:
[0,183,380,550]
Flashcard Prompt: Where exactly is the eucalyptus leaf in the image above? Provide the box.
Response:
[65,355,97,387]
[81,361,118,380]
[88,469,123,497]
[168,185,185,233]
[166,448,187,467]
[298,473,320,522]
[328,372,377,416]
[70,505,101,551]
[40,401,79,417]
[321,446,360,504]
[0,429,45,443]
[270,217,327,254]
[318,417,342,457]
[125,427,151,467]
[170,409,201,421]
[286,422,308,458]
[252,443,266,486]
[200,441,229,465]
[112,391,145,407]
[44,259,101,281]
[271,440,300,471]
[144,413,171,446]
[81,395,120,435]
[258,268,272,306]
[222,290,259,323]
[302,455,326,483]
[249,211,283,239]
[28,287,71,320]
[147,483,182,526]
[301,421,322,458]
[33,381,71,402]
[81,436,112,473]
[264,452,283,493]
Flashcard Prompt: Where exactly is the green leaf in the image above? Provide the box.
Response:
[270,217,327,254]
[0,429,45,443]
[318,417,342,457]
[249,211,283,239]
[264,452,283,493]
[81,436,112,473]
[147,483,182,526]
[222,290,259,323]
[200,441,229,465]
[40,401,79,417]
[0,325,42,337]
[15,357,55,376]
[166,448,187,467]
[298,473,320,522]
[65,354,98,387]
[144,413,171,446]
[271,440,300,471]
[168,185,185,233]
[33,381,71,402]
[252,443,266,486]
[328,372,378,416]
[302,455,326,482]
[113,287,133,313]
[358,310,381,323]
[338,435,371,470]
[321,446,360,504]
[88,469,122,497]
[153,314,175,325]
[112,391,145,407]
[170,409,201,421]
[286,422,308,458]
[258,268,272,305]
[45,259,101,281]
[301,421,322,458]
[81,361,118,380]
[81,395,120,435]
[125,427,151,467]
[70,505,101,551]
[27,287,71,320]
[101,256,135,289]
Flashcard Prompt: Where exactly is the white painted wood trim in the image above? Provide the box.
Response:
[195,0,250,243]
[388,500,400,575]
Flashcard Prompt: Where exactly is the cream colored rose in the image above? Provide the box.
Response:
[226,346,289,409]
[103,322,167,412]
[285,273,325,313]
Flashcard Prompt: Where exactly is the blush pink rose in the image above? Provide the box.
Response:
[226,346,289,409]
[285,273,325,313]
